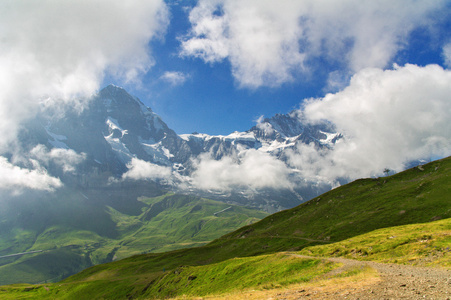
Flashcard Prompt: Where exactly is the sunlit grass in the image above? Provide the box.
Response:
[300,217,451,267]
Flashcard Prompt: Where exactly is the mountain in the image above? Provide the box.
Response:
[180,111,338,160]
[0,84,338,285]
[2,156,449,299]
[15,84,340,211]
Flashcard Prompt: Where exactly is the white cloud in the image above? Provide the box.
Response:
[288,64,451,182]
[0,145,85,191]
[190,64,451,191]
[122,158,173,182]
[160,71,189,86]
[0,1,169,189]
[0,0,169,151]
[181,0,446,88]
[181,0,305,88]
[444,43,451,68]
[0,156,62,191]
[191,149,293,191]
[30,145,86,173]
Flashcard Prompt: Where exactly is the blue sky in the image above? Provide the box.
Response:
[115,1,451,135]
[124,2,328,135]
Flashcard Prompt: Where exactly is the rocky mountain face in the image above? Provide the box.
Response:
[16,85,341,211]
[181,111,339,160]
[44,85,189,169]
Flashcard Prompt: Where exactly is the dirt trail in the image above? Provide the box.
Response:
[282,255,451,299]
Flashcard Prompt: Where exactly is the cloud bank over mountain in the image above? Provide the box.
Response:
[189,64,451,190]
[0,157,62,192]
[191,150,294,192]
[0,0,169,149]
[122,158,173,182]
[30,145,87,173]
[292,64,451,183]
[0,0,169,190]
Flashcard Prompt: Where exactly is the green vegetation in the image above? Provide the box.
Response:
[0,193,267,285]
[0,156,450,299]
[0,249,90,286]
[142,254,336,299]
[0,253,340,299]
[300,217,451,267]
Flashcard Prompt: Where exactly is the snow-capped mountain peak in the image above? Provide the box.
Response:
[18,85,341,211]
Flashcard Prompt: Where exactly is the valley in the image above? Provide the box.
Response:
[0,192,267,285]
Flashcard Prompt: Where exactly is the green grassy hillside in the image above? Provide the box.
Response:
[0,254,342,300]
[222,157,450,244]
[0,156,450,299]
[300,217,451,267]
[0,193,267,285]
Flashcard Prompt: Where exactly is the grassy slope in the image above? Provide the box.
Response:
[111,194,267,257]
[141,254,336,299]
[0,254,340,299]
[222,157,450,244]
[300,217,451,267]
[0,194,267,285]
[1,156,450,298]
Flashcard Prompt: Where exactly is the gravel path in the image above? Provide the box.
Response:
[283,255,451,299]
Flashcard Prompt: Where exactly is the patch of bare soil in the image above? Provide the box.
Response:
[284,256,451,300]
[342,259,451,300]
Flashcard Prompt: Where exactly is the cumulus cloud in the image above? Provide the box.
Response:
[181,0,305,88]
[288,64,451,183]
[30,145,86,173]
[191,149,293,191]
[0,1,169,191]
[181,0,446,88]
[0,0,169,151]
[0,157,62,192]
[189,63,451,191]
[122,158,173,182]
[160,71,189,86]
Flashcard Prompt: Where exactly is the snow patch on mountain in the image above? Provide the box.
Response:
[139,139,174,166]
[106,117,128,137]
[45,125,69,149]
[259,137,297,153]
[104,117,133,163]
[104,136,133,163]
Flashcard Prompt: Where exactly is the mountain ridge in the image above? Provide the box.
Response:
[15,84,341,211]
